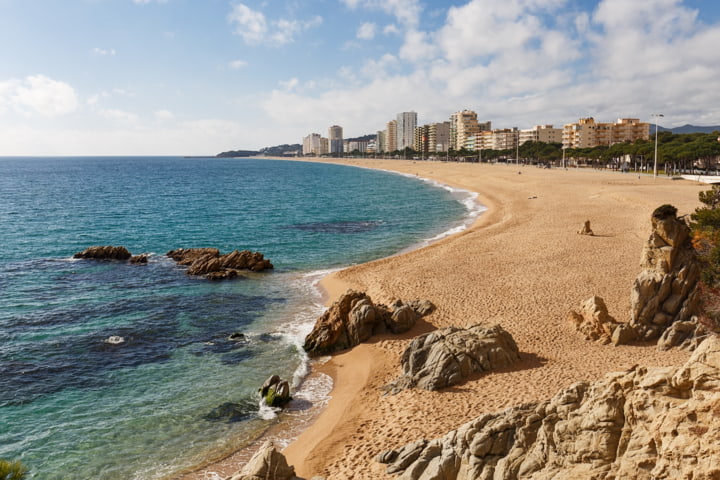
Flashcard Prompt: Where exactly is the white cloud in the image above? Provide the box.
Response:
[341,0,422,28]
[228,4,322,46]
[92,47,116,56]
[357,22,377,40]
[101,108,140,123]
[0,75,79,116]
[229,59,249,69]
[154,109,175,121]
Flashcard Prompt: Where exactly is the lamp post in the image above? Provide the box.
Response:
[652,113,664,178]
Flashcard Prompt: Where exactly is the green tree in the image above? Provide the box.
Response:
[0,459,28,480]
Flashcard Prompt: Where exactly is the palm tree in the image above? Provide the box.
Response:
[0,459,28,480]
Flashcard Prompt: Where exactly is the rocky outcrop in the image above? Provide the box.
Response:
[166,248,273,279]
[302,290,436,356]
[259,375,292,408]
[225,441,296,480]
[73,245,132,260]
[628,205,701,344]
[384,324,520,393]
[571,206,705,350]
[378,335,720,480]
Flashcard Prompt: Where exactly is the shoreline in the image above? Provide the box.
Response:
[170,157,481,480]
[176,157,706,479]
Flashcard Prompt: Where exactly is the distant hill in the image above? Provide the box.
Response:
[216,149,259,158]
[656,124,720,134]
[259,144,302,157]
[346,134,376,142]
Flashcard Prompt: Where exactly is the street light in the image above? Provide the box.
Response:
[652,113,664,178]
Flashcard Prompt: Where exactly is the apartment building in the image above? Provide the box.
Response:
[328,125,343,154]
[474,128,518,151]
[562,117,650,148]
[376,130,387,153]
[432,121,451,152]
[519,125,563,145]
[302,133,328,156]
[386,120,398,152]
[396,112,417,151]
[450,110,492,151]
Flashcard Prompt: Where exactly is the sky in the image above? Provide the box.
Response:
[1,0,720,155]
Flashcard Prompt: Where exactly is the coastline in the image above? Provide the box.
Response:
[177,157,705,480]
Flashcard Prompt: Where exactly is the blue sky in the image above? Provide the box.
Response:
[1,0,720,155]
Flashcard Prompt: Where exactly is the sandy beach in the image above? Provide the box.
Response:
[177,158,707,480]
[278,158,705,479]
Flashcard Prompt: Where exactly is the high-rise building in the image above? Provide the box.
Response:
[387,120,397,152]
[377,130,387,153]
[432,121,451,152]
[562,118,650,148]
[396,111,417,151]
[328,125,343,154]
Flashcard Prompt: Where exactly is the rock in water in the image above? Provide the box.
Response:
[385,323,520,393]
[378,335,720,480]
[259,375,291,408]
[73,246,132,260]
[166,248,273,279]
[225,441,296,480]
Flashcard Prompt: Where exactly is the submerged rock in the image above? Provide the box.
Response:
[73,245,132,260]
[384,323,520,393]
[379,335,720,480]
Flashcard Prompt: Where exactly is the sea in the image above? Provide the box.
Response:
[0,156,482,480]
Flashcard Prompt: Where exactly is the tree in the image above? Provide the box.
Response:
[0,459,28,480]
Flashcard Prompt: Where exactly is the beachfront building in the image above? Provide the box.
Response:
[474,128,519,151]
[562,117,650,149]
[519,125,563,145]
[431,121,451,152]
[396,111,417,151]
[450,110,491,151]
[302,133,328,156]
[347,140,369,153]
[376,130,387,153]
[387,120,398,152]
[328,125,343,154]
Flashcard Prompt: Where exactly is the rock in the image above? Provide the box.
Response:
[384,323,520,393]
[303,290,436,356]
[73,245,132,260]
[104,335,125,344]
[259,375,291,408]
[129,254,148,264]
[568,296,622,344]
[626,205,702,347]
[379,335,720,480]
[166,248,273,279]
[225,441,296,480]
[577,219,594,235]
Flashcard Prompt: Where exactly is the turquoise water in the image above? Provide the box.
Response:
[0,157,477,479]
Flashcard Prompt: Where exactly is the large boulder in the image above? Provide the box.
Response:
[384,323,520,393]
[259,375,292,408]
[166,248,273,279]
[226,441,296,480]
[73,245,132,260]
[378,335,720,480]
[302,290,435,356]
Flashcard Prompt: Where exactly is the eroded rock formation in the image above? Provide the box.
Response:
[166,248,273,279]
[570,205,706,350]
[302,290,435,356]
[384,323,520,393]
[378,335,720,480]
[73,245,132,260]
[225,441,296,480]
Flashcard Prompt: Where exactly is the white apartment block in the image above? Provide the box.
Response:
[396,111,417,151]
[302,133,328,156]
